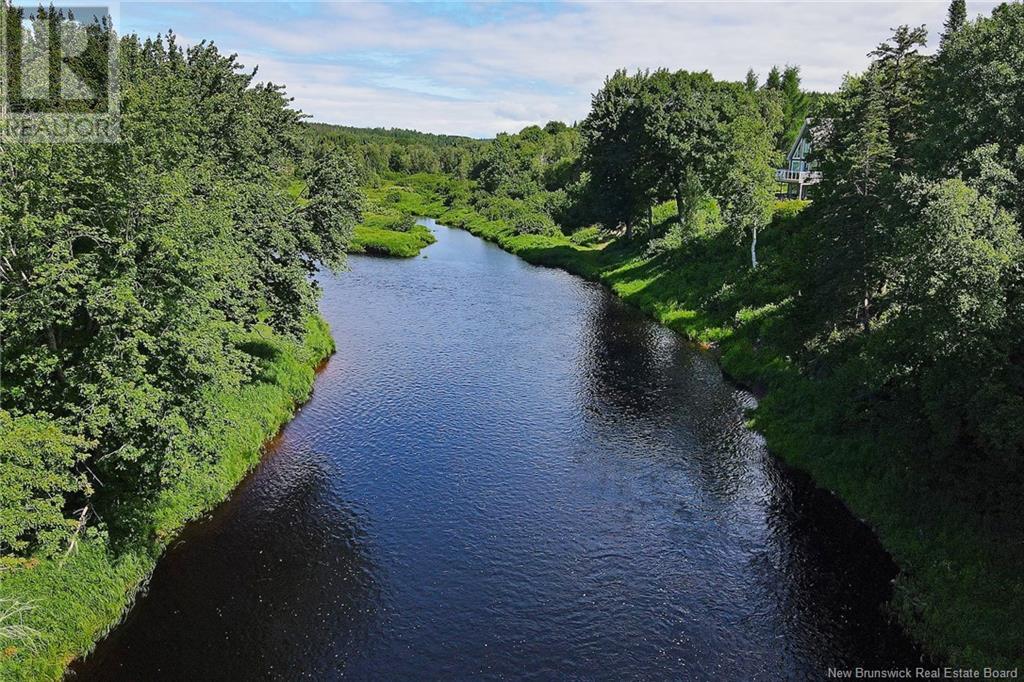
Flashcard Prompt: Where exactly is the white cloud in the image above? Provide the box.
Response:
[121,1,998,137]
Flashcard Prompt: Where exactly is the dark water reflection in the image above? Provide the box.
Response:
[72,220,920,680]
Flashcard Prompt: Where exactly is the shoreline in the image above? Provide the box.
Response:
[0,317,335,681]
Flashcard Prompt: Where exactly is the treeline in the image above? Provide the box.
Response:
[458,64,813,261]
[0,21,361,563]
[308,122,487,180]
[791,1,1024,501]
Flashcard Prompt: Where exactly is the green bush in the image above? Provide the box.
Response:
[512,210,557,235]
[385,213,416,232]
[569,225,602,246]
[0,413,90,557]
[350,225,435,257]
[0,319,332,681]
[646,198,725,256]
[772,198,810,222]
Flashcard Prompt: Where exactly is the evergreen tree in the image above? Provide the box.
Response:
[868,25,930,169]
[744,68,759,92]
[779,65,811,151]
[800,71,895,335]
[941,0,967,44]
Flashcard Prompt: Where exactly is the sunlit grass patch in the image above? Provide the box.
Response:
[350,224,436,258]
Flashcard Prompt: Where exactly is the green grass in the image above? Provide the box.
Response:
[0,317,335,681]
[347,174,445,258]
[390,175,1024,669]
[349,224,436,258]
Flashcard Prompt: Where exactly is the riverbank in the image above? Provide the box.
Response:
[349,223,436,258]
[0,317,334,681]
[347,184,438,257]
[381,172,1022,669]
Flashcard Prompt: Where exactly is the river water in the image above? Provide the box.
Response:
[71,219,920,680]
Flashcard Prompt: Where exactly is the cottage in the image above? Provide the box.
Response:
[775,119,822,200]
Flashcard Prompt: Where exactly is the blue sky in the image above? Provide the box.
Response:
[112,1,996,138]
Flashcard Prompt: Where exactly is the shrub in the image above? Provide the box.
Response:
[646,198,725,256]
[772,199,810,222]
[385,213,417,232]
[569,225,602,246]
[479,196,522,221]
[0,412,90,557]
[512,210,558,235]
[437,178,471,207]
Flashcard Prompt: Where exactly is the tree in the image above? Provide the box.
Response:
[718,91,783,268]
[923,2,1024,222]
[641,69,720,226]
[868,24,930,168]
[0,412,89,557]
[941,0,967,45]
[302,145,362,271]
[761,65,811,150]
[0,30,362,553]
[800,71,896,334]
[778,66,810,151]
[876,177,1024,472]
[579,70,652,237]
[744,68,759,92]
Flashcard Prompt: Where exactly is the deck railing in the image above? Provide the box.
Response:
[775,169,823,184]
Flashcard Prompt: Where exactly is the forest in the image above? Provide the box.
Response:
[1,0,1023,677]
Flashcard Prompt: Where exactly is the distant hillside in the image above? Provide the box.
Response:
[305,123,489,178]
[305,122,490,147]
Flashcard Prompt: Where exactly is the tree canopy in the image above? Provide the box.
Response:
[0,25,361,557]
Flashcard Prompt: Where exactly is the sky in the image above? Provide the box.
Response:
[113,1,998,138]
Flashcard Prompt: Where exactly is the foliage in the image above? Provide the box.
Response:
[307,123,487,182]
[762,65,812,151]
[568,226,603,246]
[5,0,1024,673]
[0,18,357,678]
[0,415,89,557]
[579,69,783,239]
[0,319,332,680]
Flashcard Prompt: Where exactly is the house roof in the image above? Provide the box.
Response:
[787,119,812,161]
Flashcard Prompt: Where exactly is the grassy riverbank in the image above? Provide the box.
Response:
[350,223,436,258]
[381,172,1023,669]
[348,184,440,257]
[0,317,334,681]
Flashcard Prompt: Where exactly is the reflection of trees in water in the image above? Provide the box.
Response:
[577,291,771,503]
[71,446,380,681]
[753,462,923,668]
[577,292,921,669]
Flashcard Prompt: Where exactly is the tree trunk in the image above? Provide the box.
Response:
[648,203,654,231]
[750,225,758,269]
[861,290,872,333]
[676,187,685,225]
[46,323,68,384]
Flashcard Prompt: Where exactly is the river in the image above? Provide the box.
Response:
[70,219,920,680]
